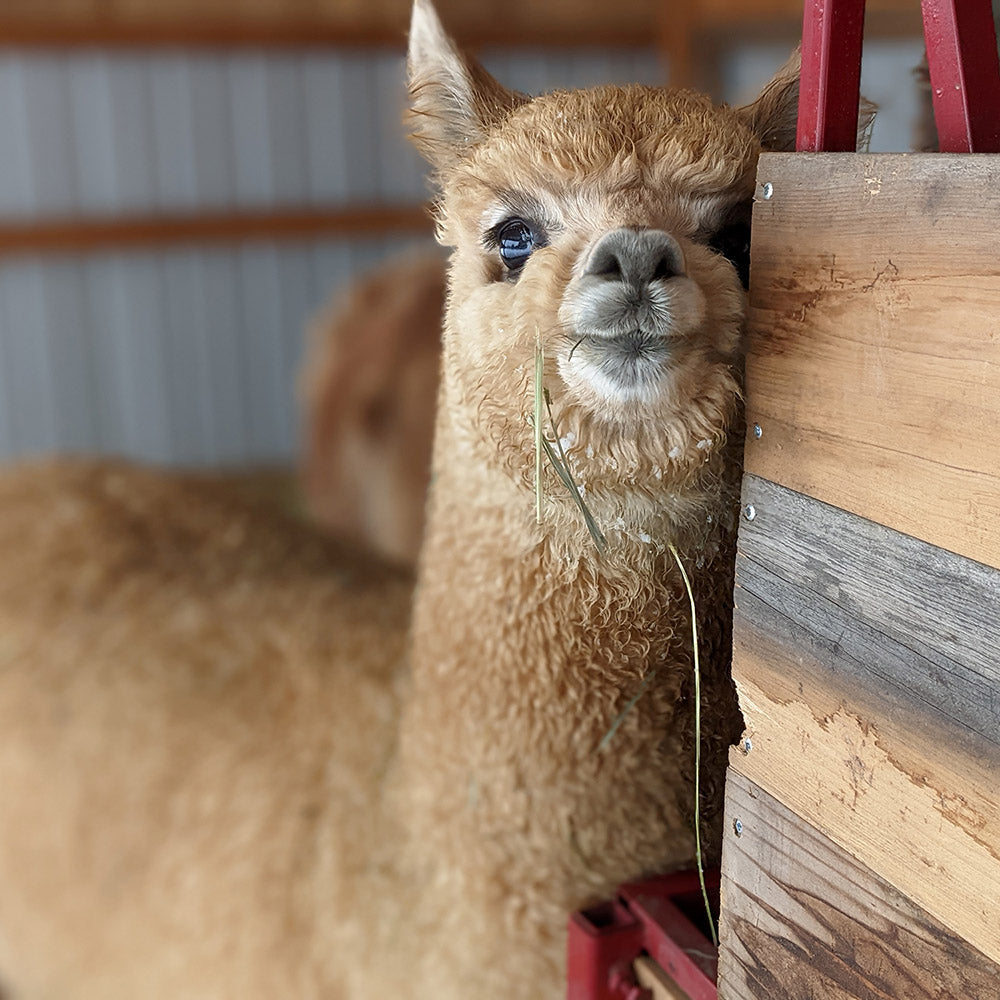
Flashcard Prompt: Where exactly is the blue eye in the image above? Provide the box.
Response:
[497,219,535,272]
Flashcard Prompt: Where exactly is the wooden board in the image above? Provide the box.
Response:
[738,475,1000,748]
[689,0,913,19]
[635,956,692,1000]
[718,770,1000,1000]
[0,0,659,48]
[744,153,1000,571]
[730,476,1000,966]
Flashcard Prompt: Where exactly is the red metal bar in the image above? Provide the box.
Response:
[796,0,867,151]
[620,874,719,1000]
[566,871,719,1000]
[566,899,647,1000]
[921,0,1000,151]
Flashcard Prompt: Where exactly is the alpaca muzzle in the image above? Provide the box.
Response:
[571,229,685,343]
[561,228,694,398]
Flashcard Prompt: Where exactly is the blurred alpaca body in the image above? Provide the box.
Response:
[300,249,443,567]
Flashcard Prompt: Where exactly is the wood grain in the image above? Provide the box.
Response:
[718,771,1000,1000]
[0,0,100,15]
[0,205,431,255]
[744,153,1000,571]
[730,478,1000,965]
[738,475,1000,748]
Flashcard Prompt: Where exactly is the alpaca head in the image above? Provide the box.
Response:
[406,0,801,548]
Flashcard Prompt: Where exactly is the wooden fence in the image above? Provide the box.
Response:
[717,152,1000,999]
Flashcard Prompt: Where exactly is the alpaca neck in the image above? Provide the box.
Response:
[397,415,738,901]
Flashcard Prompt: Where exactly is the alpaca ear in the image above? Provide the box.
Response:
[406,0,526,170]
[738,49,876,152]
[737,50,802,152]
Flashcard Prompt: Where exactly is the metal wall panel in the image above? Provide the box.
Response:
[0,237,430,465]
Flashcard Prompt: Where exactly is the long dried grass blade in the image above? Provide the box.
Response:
[534,332,544,525]
[541,389,606,553]
[668,542,717,948]
[538,437,607,554]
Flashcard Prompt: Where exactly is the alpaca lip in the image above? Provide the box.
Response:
[578,330,669,363]
[568,329,671,396]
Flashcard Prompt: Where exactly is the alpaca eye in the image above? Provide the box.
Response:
[497,219,536,273]
[708,221,751,289]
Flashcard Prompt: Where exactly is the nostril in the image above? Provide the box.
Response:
[584,228,684,286]
[586,245,624,281]
[651,254,678,282]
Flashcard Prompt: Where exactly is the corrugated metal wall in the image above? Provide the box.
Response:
[0,47,665,467]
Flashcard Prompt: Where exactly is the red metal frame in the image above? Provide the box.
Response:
[566,870,719,1000]
[796,0,867,151]
[797,0,1000,152]
[921,0,1000,151]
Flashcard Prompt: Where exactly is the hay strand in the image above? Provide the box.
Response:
[541,389,607,553]
[529,344,715,946]
[534,331,544,525]
[668,542,717,948]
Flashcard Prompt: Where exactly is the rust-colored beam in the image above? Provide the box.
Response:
[0,17,403,49]
[0,205,432,255]
[0,17,654,50]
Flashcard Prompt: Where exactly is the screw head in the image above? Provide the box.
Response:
[743,504,756,522]
[734,818,744,837]
[742,738,753,754]
[761,182,774,200]
[752,423,762,439]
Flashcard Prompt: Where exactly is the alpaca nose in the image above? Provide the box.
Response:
[584,228,684,285]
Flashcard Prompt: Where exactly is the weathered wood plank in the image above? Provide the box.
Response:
[730,628,1000,968]
[744,152,1000,571]
[635,956,692,1000]
[731,478,1000,966]
[718,770,1000,1000]
[739,475,1000,749]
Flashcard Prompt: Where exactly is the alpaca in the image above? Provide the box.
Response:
[300,248,444,567]
[0,3,808,996]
